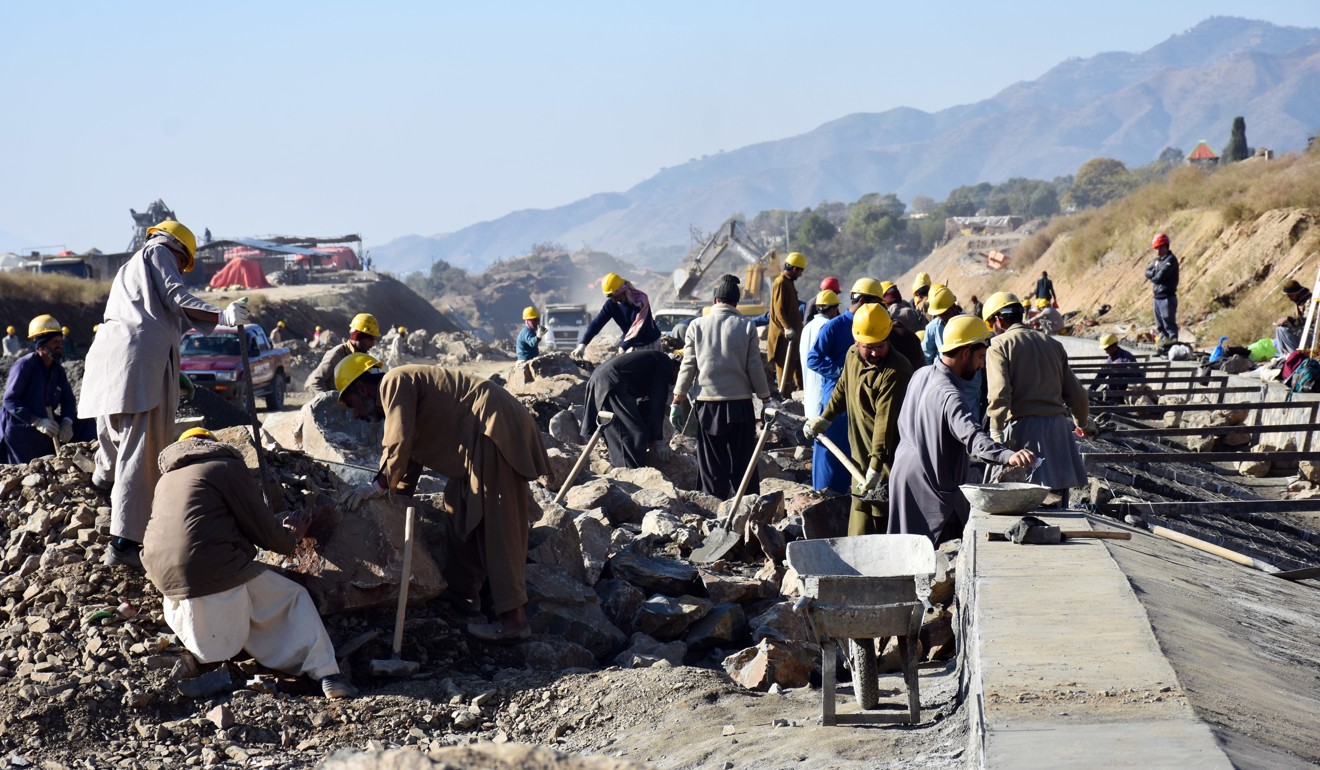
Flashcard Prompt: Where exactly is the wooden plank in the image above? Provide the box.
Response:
[1088,386,1262,398]
[1104,422,1319,438]
[1092,401,1304,414]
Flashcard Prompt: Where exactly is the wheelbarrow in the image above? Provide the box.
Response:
[786,534,936,726]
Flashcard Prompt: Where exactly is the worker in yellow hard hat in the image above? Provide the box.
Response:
[334,352,549,643]
[983,292,1088,504]
[516,306,546,362]
[573,273,660,359]
[1,314,82,464]
[921,287,961,365]
[800,290,841,424]
[143,426,357,699]
[889,315,1035,545]
[879,281,924,334]
[768,252,807,397]
[2,325,21,358]
[270,320,289,345]
[1089,333,1141,403]
[911,272,933,314]
[804,303,915,535]
[81,219,250,569]
[1028,296,1065,335]
[305,313,380,394]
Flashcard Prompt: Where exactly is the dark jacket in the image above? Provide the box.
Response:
[583,350,675,468]
[143,440,295,600]
[580,297,660,351]
[1145,253,1179,299]
[1,352,77,464]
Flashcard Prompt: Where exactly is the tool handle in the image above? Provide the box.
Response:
[46,407,60,455]
[724,416,775,529]
[392,505,416,656]
[553,423,606,505]
[815,434,867,484]
[236,323,272,509]
[776,336,798,394]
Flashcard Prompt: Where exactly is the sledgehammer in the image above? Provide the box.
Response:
[370,505,420,677]
[552,410,615,506]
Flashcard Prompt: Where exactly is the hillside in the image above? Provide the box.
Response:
[373,17,1320,274]
[899,146,1320,347]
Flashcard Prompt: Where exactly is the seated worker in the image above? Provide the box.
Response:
[304,313,379,393]
[142,428,355,699]
[1088,333,1142,402]
[583,349,678,468]
[517,306,545,362]
[1274,279,1313,356]
[1029,298,1065,335]
[1,315,78,464]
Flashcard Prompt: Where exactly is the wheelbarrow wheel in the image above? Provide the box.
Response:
[848,638,879,709]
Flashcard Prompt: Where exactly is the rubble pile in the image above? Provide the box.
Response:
[428,331,513,366]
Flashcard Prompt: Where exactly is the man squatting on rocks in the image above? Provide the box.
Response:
[143,428,356,699]
[1,315,78,465]
[335,354,550,643]
[888,316,1035,544]
[305,313,380,393]
[671,275,774,499]
[804,303,913,536]
[79,220,251,568]
[573,272,661,358]
[583,349,678,469]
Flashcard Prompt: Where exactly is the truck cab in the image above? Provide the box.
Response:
[180,325,292,410]
[542,303,590,351]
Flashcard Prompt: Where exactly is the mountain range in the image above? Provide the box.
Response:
[374,16,1320,275]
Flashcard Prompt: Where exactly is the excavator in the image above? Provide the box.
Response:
[670,218,779,316]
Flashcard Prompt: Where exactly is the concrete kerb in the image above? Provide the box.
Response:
[959,506,1233,768]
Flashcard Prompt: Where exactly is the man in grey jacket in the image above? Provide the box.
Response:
[671,275,774,498]
[79,221,250,568]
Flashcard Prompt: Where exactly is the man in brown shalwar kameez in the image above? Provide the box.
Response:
[334,354,549,642]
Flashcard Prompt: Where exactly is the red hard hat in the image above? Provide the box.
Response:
[820,276,841,293]
[1151,233,1169,249]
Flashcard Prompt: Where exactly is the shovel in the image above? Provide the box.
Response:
[691,407,778,563]
[370,505,420,677]
[45,407,60,457]
[235,318,273,510]
[552,410,615,505]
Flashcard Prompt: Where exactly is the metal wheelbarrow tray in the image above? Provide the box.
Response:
[787,534,936,726]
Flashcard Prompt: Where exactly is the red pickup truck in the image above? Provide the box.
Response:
[180,325,292,410]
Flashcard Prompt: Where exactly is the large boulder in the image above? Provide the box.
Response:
[573,510,613,585]
[632,594,712,641]
[607,551,698,596]
[269,495,445,615]
[613,633,687,669]
[524,564,626,659]
[564,479,640,523]
[528,507,587,584]
[722,639,815,691]
[595,578,645,633]
[684,603,748,654]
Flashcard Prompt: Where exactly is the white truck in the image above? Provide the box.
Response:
[542,303,591,351]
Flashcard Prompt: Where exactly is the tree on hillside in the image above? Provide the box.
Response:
[910,195,937,214]
[1222,116,1250,163]
[795,212,837,245]
[1065,158,1134,209]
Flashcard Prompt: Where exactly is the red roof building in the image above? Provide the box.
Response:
[1188,141,1219,167]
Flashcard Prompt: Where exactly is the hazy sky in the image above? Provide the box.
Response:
[2,1,1317,253]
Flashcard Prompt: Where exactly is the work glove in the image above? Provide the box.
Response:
[33,418,59,439]
[220,297,249,327]
[571,344,587,359]
[784,327,797,341]
[179,372,196,401]
[339,481,386,512]
[650,440,673,463]
[58,418,74,443]
[858,464,881,493]
[803,417,830,441]
[536,326,547,340]
[669,400,690,431]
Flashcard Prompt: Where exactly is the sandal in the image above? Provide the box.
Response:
[465,621,531,644]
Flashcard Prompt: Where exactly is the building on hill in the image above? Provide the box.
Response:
[1187,141,1219,168]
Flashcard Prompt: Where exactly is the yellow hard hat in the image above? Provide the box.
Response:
[277,320,286,328]
[397,326,407,334]
[61,326,69,335]
[93,324,100,333]
[334,352,385,401]
[315,325,322,331]
[927,286,958,315]
[601,272,626,295]
[28,314,61,339]
[5,326,13,335]
[912,272,932,292]
[982,292,1022,321]
[1099,333,1119,349]
[1035,297,1051,309]
[522,306,540,320]
[147,220,198,271]
[879,281,896,296]
[938,315,993,353]
[349,313,380,337]
[178,427,215,442]
[784,252,807,269]
[850,278,885,298]
[852,303,893,344]
[815,290,840,307]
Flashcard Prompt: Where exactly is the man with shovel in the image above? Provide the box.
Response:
[582,349,678,468]
[804,303,913,535]
[672,275,774,498]
[1,315,78,464]
[143,428,355,699]
[334,354,549,643]
[888,316,1035,545]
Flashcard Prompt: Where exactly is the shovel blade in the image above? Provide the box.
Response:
[690,526,740,564]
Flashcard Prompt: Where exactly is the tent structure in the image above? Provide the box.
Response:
[208,257,271,289]
[293,245,361,270]
[223,246,265,262]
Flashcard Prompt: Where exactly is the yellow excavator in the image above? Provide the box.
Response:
[670,218,778,316]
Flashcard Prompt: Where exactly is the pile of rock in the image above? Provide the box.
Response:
[429,331,512,365]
